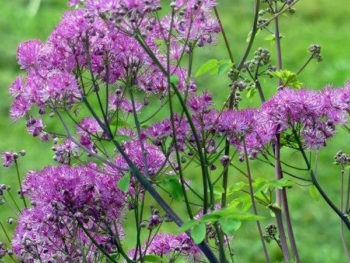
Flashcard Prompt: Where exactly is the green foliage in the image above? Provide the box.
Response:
[218,60,234,76]
[195,59,233,78]
[246,86,257,99]
[270,69,303,89]
[179,204,263,235]
[157,176,184,201]
[219,217,242,235]
[190,222,206,244]
[195,59,219,77]
[254,177,294,193]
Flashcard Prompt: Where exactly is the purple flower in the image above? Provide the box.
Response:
[68,0,81,6]
[52,139,79,164]
[146,115,188,150]
[85,0,119,12]
[17,40,43,69]
[118,127,135,138]
[146,233,200,258]
[113,140,166,176]
[150,0,220,49]
[2,152,18,167]
[78,117,102,135]
[10,96,32,120]
[219,109,256,135]
[187,91,213,113]
[9,77,23,97]
[110,93,143,113]
[26,118,44,137]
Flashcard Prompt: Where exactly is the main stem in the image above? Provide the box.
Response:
[273,2,300,261]
[274,136,291,262]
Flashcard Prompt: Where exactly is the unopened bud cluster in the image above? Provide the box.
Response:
[141,207,165,230]
[334,150,350,166]
[308,44,322,62]
[263,224,279,244]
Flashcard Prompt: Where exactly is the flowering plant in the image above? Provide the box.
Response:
[1,0,350,262]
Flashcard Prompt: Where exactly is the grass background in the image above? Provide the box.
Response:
[1,0,350,262]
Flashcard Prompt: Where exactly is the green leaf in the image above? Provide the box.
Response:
[118,173,130,192]
[170,75,179,85]
[239,196,253,212]
[228,182,247,194]
[143,254,165,262]
[217,60,233,76]
[177,219,197,233]
[201,206,263,223]
[200,212,222,223]
[195,59,219,77]
[214,184,225,197]
[246,87,256,99]
[180,205,263,235]
[191,222,206,244]
[159,176,183,201]
[275,178,294,189]
[270,69,303,89]
[219,217,242,235]
[309,185,320,201]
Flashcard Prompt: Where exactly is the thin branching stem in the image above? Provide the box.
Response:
[243,140,271,263]
[273,2,300,260]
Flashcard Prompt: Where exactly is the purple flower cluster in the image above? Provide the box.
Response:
[129,233,200,261]
[52,139,79,164]
[7,0,350,261]
[12,164,126,262]
[147,233,200,258]
[139,85,350,160]
[76,117,104,154]
[146,114,188,150]
[113,140,166,176]
[172,0,220,46]
[188,91,218,137]
[110,92,143,113]
[10,57,80,120]
[218,86,350,157]
[10,0,220,123]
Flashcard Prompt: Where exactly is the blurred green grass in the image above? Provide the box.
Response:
[1,0,350,262]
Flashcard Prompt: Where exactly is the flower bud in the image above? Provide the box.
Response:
[221,155,230,166]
